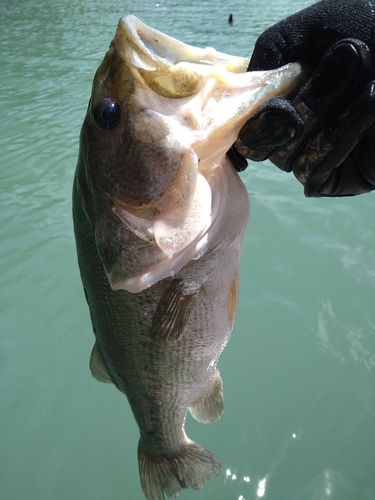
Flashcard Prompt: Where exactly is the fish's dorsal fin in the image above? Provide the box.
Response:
[90,343,113,383]
[189,370,224,423]
[151,280,201,342]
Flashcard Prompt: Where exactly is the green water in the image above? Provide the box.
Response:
[1,0,374,499]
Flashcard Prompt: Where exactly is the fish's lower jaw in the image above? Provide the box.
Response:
[138,439,221,500]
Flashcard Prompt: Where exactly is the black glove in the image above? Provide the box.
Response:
[229,0,375,197]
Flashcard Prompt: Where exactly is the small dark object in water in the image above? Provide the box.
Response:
[228,14,233,24]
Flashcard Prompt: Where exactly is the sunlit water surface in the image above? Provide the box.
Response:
[1,0,375,499]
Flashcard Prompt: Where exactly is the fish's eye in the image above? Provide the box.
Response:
[93,98,121,131]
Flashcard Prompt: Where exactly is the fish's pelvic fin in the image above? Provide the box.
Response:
[138,439,221,500]
[189,370,224,423]
[151,280,200,342]
[89,343,112,383]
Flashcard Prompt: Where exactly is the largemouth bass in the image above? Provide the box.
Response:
[73,15,304,500]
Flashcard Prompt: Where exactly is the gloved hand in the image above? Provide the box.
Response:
[229,0,375,197]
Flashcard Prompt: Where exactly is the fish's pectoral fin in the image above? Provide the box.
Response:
[89,343,113,383]
[151,280,200,342]
[189,370,224,423]
[138,438,220,500]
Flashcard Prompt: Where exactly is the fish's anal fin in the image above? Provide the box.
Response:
[89,343,113,383]
[151,280,200,342]
[189,370,224,423]
[138,440,221,500]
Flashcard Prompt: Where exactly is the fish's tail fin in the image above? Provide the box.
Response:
[138,439,221,500]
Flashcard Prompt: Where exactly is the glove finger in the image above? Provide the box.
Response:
[248,0,375,71]
[301,81,375,196]
[226,143,248,172]
[298,38,372,113]
[233,97,304,162]
[269,37,372,171]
